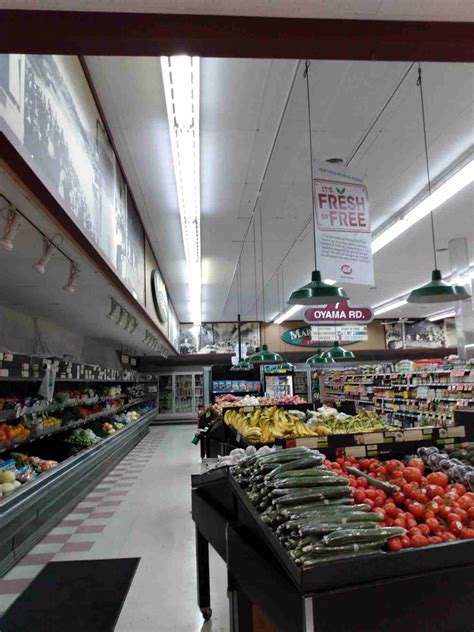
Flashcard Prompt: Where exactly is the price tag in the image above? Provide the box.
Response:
[3,354,13,362]
[0,369,9,377]
[447,426,466,438]
[345,446,367,458]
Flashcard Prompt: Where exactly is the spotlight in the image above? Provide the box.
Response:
[0,208,22,252]
[33,235,62,274]
[106,298,118,320]
[63,263,80,293]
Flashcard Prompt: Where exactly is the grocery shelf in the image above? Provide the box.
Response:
[0,408,155,576]
[0,394,127,422]
[0,397,153,454]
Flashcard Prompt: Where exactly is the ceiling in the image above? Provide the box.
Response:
[4,0,474,22]
[0,169,173,356]
[86,57,474,324]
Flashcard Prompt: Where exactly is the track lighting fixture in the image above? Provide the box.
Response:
[33,235,63,274]
[0,207,22,252]
[63,263,80,293]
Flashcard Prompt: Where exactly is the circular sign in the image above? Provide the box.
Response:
[151,269,168,324]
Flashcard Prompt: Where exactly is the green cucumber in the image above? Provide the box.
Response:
[274,487,352,506]
[300,541,383,557]
[266,455,325,480]
[272,468,329,479]
[345,466,399,495]
[323,526,406,546]
[279,498,352,516]
[288,504,370,520]
[300,522,379,537]
[301,549,383,567]
[272,476,348,489]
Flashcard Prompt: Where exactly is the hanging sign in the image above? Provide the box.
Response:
[313,161,374,286]
[304,301,373,324]
[311,325,368,343]
[281,326,362,347]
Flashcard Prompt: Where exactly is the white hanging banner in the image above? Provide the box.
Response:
[313,161,374,286]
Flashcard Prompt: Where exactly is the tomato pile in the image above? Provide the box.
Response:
[325,456,474,550]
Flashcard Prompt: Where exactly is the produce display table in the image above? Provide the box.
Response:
[192,467,474,632]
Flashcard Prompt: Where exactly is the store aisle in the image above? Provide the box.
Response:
[0,427,229,632]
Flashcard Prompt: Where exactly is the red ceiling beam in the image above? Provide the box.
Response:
[0,10,473,61]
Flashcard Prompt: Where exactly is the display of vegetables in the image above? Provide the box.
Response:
[65,428,101,448]
[307,406,398,435]
[233,448,406,566]
[224,407,318,443]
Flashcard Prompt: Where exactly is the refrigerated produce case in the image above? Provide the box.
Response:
[156,372,204,422]
[294,368,311,402]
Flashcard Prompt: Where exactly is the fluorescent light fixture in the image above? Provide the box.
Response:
[373,298,407,316]
[466,343,474,349]
[161,56,201,325]
[372,159,474,255]
[274,304,302,324]
[428,309,456,322]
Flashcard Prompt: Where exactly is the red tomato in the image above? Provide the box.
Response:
[385,460,404,474]
[406,516,417,530]
[429,536,443,544]
[450,483,467,496]
[411,534,429,547]
[348,478,358,488]
[406,458,425,473]
[387,537,402,552]
[365,488,376,500]
[449,520,463,536]
[385,503,399,518]
[375,489,387,502]
[411,490,429,504]
[418,524,430,537]
[408,526,422,537]
[357,477,368,488]
[400,535,411,549]
[394,517,407,528]
[447,512,460,524]
[441,532,457,542]
[364,498,375,510]
[423,510,435,521]
[359,459,371,471]
[467,507,474,521]
[392,491,405,506]
[455,508,468,524]
[460,527,474,539]
[425,517,440,533]
[457,495,474,511]
[373,495,385,508]
[427,485,444,499]
[408,502,424,519]
[404,467,423,484]
[438,505,453,520]
[426,472,448,488]
[385,516,395,527]
[353,489,366,504]
[402,482,419,499]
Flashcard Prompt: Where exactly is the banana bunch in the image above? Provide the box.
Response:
[223,407,318,444]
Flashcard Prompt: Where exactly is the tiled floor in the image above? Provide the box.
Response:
[0,426,229,632]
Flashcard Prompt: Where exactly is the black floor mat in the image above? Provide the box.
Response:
[1,557,140,632]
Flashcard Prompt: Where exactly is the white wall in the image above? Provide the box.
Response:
[0,304,121,368]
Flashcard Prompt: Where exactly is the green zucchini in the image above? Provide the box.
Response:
[323,526,406,546]
[345,466,399,495]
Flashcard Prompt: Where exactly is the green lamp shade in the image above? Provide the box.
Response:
[325,341,355,360]
[280,361,295,371]
[407,269,471,304]
[288,270,348,305]
[306,349,335,365]
[248,344,283,364]
[230,359,254,371]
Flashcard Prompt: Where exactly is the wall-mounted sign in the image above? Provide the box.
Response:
[281,325,365,347]
[311,325,368,343]
[304,301,373,324]
[151,269,168,324]
[313,161,374,286]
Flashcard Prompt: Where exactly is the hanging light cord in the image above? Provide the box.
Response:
[253,217,258,320]
[304,60,318,268]
[417,64,437,271]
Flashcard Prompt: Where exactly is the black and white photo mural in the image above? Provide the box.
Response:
[0,54,145,302]
[179,322,260,355]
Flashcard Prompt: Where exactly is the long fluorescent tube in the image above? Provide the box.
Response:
[161,56,201,325]
[274,304,301,324]
[372,159,474,255]
[428,310,456,322]
[373,299,408,316]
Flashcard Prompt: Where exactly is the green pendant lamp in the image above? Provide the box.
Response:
[230,358,254,371]
[324,340,355,361]
[248,344,283,365]
[281,361,295,371]
[287,61,348,307]
[306,348,335,365]
[407,65,471,305]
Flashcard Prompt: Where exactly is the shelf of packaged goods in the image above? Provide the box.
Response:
[0,375,155,383]
[0,395,130,422]
[0,408,155,576]
[0,397,154,454]
[373,395,474,403]
[212,390,261,395]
